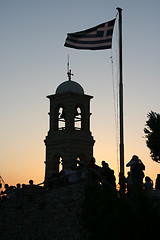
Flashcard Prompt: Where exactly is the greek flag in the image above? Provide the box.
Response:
[64,19,115,50]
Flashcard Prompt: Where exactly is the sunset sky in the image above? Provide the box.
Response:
[1,0,160,186]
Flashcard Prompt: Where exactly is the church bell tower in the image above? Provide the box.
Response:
[44,71,95,181]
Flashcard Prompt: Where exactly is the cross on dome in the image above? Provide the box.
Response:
[67,69,73,81]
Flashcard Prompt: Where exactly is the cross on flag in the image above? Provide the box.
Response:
[64,19,115,50]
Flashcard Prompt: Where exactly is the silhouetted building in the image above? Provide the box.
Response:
[44,76,95,182]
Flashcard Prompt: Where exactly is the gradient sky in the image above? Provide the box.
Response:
[1,0,160,186]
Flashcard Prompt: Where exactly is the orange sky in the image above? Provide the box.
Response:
[1,1,160,188]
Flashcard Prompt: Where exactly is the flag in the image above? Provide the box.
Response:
[64,19,115,50]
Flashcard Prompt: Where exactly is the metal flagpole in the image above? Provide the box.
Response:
[117,7,124,175]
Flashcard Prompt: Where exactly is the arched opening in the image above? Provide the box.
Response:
[51,154,63,174]
[74,155,84,169]
[74,106,82,130]
[59,156,63,172]
[58,106,66,130]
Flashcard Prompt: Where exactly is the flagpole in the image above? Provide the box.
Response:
[117,7,124,175]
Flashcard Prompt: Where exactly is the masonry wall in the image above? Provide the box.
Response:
[0,182,88,240]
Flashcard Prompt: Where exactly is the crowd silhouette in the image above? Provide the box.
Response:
[1,155,160,201]
[84,155,160,197]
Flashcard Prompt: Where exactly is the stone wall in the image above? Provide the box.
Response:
[0,182,88,240]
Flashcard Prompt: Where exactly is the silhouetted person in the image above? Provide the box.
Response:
[7,186,15,199]
[126,171,133,196]
[143,176,153,191]
[15,183,22,198]
[16,183,21,189]
[87,157,101,181]
[119,172,126,196]
[126,155,145,193]
[87,157,99,169]
[101,161,116,188]
[155,174,160,190]
[4,184,9,198]
[29,179,34,185]
[4,184,9,190]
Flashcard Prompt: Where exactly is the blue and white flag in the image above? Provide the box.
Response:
[64,19,115,50]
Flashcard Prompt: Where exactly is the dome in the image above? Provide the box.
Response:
[56,80,84,95]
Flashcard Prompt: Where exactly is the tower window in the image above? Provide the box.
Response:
[58,106,66,130]
[74,107,81,130]
[59,157,63,172]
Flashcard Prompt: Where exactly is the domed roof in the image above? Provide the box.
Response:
[56,80,84,95]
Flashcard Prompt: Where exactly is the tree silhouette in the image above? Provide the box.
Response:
[144,111,160,163]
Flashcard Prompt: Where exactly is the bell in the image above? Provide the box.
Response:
[74,108,79,116]
[60,109,66,119]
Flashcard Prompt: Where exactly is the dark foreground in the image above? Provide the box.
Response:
[0,180,160,240]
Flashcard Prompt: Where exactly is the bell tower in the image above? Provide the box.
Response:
[44,72,95,181]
